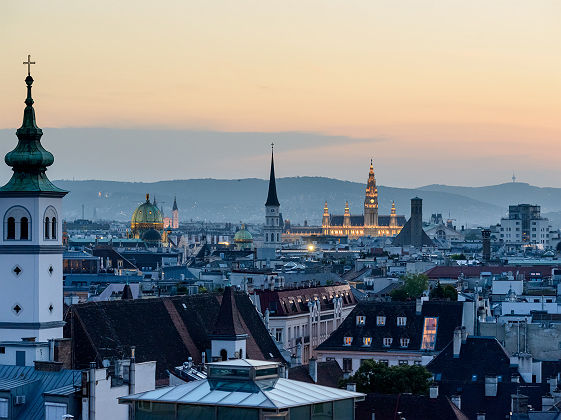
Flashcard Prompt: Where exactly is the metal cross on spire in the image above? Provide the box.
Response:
[23,54,36,76]
[271,142,274,150]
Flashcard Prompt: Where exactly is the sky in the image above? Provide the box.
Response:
[1,1,560,186]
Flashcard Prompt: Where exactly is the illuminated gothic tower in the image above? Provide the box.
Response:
[0,61,67,346]
[172,196,179,229]
[322,201,330,228]
[364,159,378,227]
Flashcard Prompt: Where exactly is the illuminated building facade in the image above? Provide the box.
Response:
[322,161,405,238]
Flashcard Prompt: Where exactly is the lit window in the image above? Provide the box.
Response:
[344,336,352,346]
[399,360,408,365]
[397,316,407,326]
[400,338,410,348]
[376,316,386,326]
[363,337,372,346]
[383,337,392,347]
[420,317,438,350]
[356,316,366,326]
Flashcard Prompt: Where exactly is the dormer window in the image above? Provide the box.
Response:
[377,316,386,326]
[356,315,366,326]
[343,337,353,346]
[363,337,372,346]
[383,337,393,347]
[400,338,410,348]
[397,316,407,326]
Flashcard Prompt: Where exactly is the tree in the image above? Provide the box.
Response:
[429,282,458,301]
[390,273,429,301]
[340,360,432,395]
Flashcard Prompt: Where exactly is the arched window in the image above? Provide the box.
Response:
[265,233,269,242]
[4,206,31,241]
[220,349,227,361]
[43,206,58,241]
[51,217,57,239]
[20,217,29,240]
[7,217,15,240]
[44,217,50,239]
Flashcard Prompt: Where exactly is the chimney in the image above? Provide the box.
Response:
[309,358,318,383]
[484,376,498,397]
[129,346,136,394]
[34,360,63,372]
[346,383,356,392]
[481,229,491,262]
[429,385,438,399]
[461,326,468,343]
[451,395,461,410]
[89,362,97,420]
[416,298,423,315]
[453,327,462,358]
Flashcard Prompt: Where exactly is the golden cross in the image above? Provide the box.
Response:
[23,54,36,76]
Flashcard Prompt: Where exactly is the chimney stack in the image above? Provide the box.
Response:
[461,326,468,343]
[484,376,498,397]
[482,229,491,262]
[410,197,423,247]
[309,358,318,383]
[453,327,462,358]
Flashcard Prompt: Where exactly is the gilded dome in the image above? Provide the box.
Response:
[234,224,253,243]
[132,194,163,226]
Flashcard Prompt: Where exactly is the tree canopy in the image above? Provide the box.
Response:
[390,273,429,301]
[429,282,458,301]
[340,360,432,395]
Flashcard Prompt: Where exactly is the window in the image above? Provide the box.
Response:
[420,317,438,350]
[275,328,283,343]
[379,360,389,366]
[471,374,478,382]
[0,398,7,418]
[356,315,366,326]
[4,206,31,241]
[7,217,15,239]
[363,337,372,346]
[383,337,393,347]
[51,217,57,239]
[45,402,67,420]
[343,336,352,346]
[400,338,410,348]
[399,360,408,365]
[376,316,386,326]
[342,358,352,372]
[0,347,4,354]
[397,316,407,326]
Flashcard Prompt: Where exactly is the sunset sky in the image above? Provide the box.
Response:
[1,1,560,186]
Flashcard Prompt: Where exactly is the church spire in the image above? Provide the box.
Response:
[1,56,65,193]
[265,143,280,207]
[172,195,178,211]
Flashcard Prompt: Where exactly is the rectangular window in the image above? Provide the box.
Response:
[400,338,410,348]
[342,358,353,372]
[0,347,4,354]
[363,337,372,346]
[420,317,438,350]
[356,315,366,326]
[0,399,7,418]
[398,360,408,365]
[45,403,67,420]
[376,316,386,326]
[343,337,352,346]
[383,337,393,347]
[379,360,389,366]
[397,316,407,326]
[275,329,283,343]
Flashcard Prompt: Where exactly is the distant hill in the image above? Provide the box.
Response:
[52,177,536,228]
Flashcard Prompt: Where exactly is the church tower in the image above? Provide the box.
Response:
[322,201,330,232]
[260,144,282,260]
[172,195,179,229]
[364,159,378,227]
[390,201,398,227]
[343,201,351,227]
[0,58,67,349]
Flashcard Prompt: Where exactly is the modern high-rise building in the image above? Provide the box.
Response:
[499,204,551,246]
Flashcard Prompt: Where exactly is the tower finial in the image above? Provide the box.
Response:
[23,54,36,77]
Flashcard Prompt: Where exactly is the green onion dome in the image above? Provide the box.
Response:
[234,224,253,244]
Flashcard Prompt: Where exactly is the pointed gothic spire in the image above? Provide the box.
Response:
[265,143,280,207]
[172,195,178,211]
[1,59,65,193]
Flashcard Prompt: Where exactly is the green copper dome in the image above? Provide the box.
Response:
[1,74,65,193]
[132,194,163,226]
[234,224,253,243]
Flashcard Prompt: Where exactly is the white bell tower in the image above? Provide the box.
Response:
[0,57,67,351]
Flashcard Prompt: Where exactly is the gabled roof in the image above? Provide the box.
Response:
[65,292,283,380]
[392,218,434,247]
[0,365,80,420]
[211,287,247,337]
[317,300,463,353]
